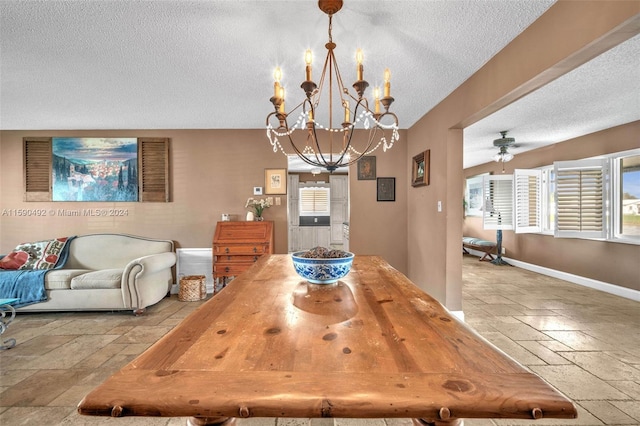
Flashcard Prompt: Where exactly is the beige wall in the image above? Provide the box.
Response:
[0,128,409,274]
[406,1,639,310]
[1,130,286,254]
[463,122,640,291]
[349,130,409,274]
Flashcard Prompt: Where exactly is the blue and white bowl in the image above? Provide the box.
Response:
[291,251,355,284]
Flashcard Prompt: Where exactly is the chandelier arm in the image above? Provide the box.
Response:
[328,46,350,108]
[297,100,335,168]
[309,121,327,165]
[346,127,377,162]
[373,110,399,128]
[265,111,278,127]
[340,99,367,155]
[348,92,370,112]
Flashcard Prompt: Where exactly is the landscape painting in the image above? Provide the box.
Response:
[52,138,138,201]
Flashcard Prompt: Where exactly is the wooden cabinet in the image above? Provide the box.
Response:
[289,226,331,252]
[212,221,274,290]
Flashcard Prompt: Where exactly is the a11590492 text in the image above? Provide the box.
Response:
[1,208,129,217]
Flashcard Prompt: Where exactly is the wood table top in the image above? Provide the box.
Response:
[78,255,577,423]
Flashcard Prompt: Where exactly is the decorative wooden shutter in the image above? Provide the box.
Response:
[554,159,607,239]
[139,138,170,202]
[482,174,514,230]
[24,137,52,201]
[514,169,542,233]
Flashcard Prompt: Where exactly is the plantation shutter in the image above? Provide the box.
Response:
[24,138,52,201]
[139,138,170,202]
[299,187,330,215]
[482,175,514,230]
[554,159,607,239]
[514,169,542,233]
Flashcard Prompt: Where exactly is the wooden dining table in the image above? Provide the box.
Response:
[77,255,577,425]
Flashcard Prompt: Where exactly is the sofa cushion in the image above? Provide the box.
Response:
[0,237,71,270]
[70,269,123,290]
[45,269,92,290]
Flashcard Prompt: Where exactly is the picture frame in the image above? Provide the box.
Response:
[412,150,430,187]
[253,186,263,196]
[465,172,490,217]
[52,137,139,202]
[376,177,395,202]
[264,168,287,194]
[357,156,376,180]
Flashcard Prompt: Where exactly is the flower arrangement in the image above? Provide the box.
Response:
[245,197,272,218]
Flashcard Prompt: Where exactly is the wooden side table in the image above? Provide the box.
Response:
[212,221,274,292]
[0,298,19,350]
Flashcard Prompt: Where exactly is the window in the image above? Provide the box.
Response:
[554,159,607,239]
[482,175,513,230]
[541,167,556,233]
[615,153,640,240]
[482,170,543,234]
[514,169,542,233]
[299,187,330,216]
[506,148,640,244]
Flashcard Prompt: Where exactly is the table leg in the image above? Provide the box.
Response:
[0,302,17,350]
[413,417,463,426]
[187,416,236,426]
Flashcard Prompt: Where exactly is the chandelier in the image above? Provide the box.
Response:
[266,0,400,172]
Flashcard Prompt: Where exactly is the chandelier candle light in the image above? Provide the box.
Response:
[266,0,400,172]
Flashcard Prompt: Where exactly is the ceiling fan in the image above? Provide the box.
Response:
[493,130,516,163]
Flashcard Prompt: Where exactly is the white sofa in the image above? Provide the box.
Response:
[16,234,176,315]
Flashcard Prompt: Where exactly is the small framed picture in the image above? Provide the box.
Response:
[265,168,287,194]
[377,177,395,202]
[412,150,430,187]
[357,156,376,180]
[253,187,263,196]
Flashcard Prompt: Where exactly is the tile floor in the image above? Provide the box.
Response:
[0,254,638,426]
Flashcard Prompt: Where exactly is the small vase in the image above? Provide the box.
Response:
[255,216,264,221]
[246,211,254,221]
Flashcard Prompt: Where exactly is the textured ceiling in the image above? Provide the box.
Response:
[463,34,640,168]
[1,1,638,168]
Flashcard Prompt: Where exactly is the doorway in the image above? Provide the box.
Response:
[286,155,349,253]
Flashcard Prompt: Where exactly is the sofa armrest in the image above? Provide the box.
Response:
[121,252,177,310]
[123,252,177,277]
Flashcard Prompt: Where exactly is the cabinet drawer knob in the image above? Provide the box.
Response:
[253,247,258,253]
[225,267,230,273]
[225,247,230,254]
[253,256,259,262]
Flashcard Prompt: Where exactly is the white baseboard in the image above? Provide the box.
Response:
[465,249,639,302]
[450,310,465,322]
